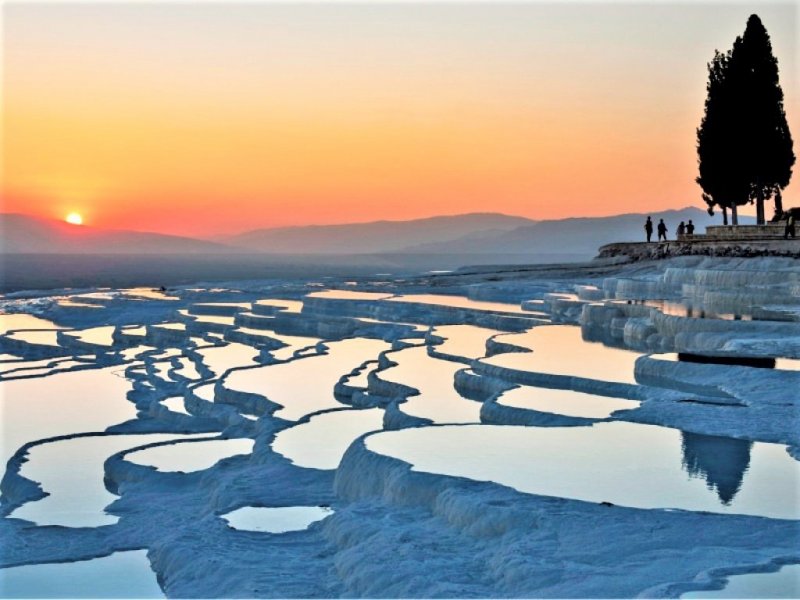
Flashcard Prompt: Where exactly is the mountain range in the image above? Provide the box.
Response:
[1,208,746,258]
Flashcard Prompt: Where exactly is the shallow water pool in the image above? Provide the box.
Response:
[0,367,138,467]
[431,324,500,360]
[366,422,800,519]
[388,294,529,314]
[682,564,800,598]
[126,438,254,472]
[497,386,639,419]
[380,346,479,423]
[222,505,333,533]
[223,338,389,421]
[273,408,384,470]
[483,325,640,385]
[0,550,164,598]
[9,433,194,527]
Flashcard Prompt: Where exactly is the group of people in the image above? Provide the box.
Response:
[644,217,694,242]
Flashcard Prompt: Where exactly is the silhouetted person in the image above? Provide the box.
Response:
[644,216,653,242]
[785,213,796,239]
[657,219,668,242]
[677,221,686,237]
[686,220,695,235]
[681,431,752,505]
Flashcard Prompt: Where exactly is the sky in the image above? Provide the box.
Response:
[3,1,798,237]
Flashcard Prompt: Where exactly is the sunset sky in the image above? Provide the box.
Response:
[3,2,798,237]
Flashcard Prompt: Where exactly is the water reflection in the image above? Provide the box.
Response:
[223,338,388,421]
[272,408,384,469]
[222,505,333,533]
[682,564,800,599]
[389,294,529,314]
[126,438,254,472]
[0,550,164,598]
[484,326,640,385]
[9,434,193,527]
[366,422,800,519]
[681,432,752,505]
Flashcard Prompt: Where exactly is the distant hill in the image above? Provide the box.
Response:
[221,213,536,254]
[2,208,753,258]
[0,214,237,254]
[396,207,755,257]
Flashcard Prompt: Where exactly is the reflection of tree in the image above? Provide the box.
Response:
[681,431,753,505]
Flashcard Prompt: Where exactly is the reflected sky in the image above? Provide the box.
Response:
[306,290,394,301]
[0,367,138,467]
[0,550,164,599]
[194,342,260,378]
[126,438,254,472]
[431,324,500,360]
[497,386,639,419]
[224,338,389,421]
[6,330,61,347]
[222,505,333,533]
[380,345,480,424]
[682,564,800,599]
[484,325,640,385]
[0,314,64,335]
[273,408,384,470]
[9,433,195,527]
[388,294,528,314]
[366,422,800,519]
[66,326,116,347]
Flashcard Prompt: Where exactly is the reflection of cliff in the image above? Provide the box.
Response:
[681,432,753,505]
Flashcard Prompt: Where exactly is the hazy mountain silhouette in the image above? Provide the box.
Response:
[2,208,753,257]
[221,213,536,254]
[0,214,237,254]
[395,208,756,256]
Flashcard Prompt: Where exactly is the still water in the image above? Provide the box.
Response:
[389,294,529,314]
[272,408,384,470]
[682,564,800,599]
[0,367,138,467]
[126,438,254,472]
[366,422,800,519]
[223,338,389,421]
[497,386,640,419]
[380,346,480,423]
[222,505,333,533]
[483,325,640,385]
[0,550,164,598]
[431,324,500,360]
[9,434,195,527]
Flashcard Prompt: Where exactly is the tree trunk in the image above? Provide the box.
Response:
[732,203,739,225]
[756,188,765,225]
[722,206,729,225]
[775,191,783,216]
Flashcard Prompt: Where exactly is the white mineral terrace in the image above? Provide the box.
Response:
[1,258,799,598]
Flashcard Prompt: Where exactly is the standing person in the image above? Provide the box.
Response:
[644,216,654,242]
[657,219,668,242]
[677,221,686,237]
[785,213,796,239]
[686,220,695,235]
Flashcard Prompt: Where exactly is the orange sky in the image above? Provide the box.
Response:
[3,3,798,237]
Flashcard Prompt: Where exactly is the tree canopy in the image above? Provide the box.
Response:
[696,14,794,224]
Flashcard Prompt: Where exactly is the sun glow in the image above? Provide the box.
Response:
[65,212,83,225]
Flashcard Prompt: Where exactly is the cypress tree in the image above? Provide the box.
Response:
[696,14,794,225]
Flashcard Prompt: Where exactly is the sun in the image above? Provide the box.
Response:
[65,212,83,225]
